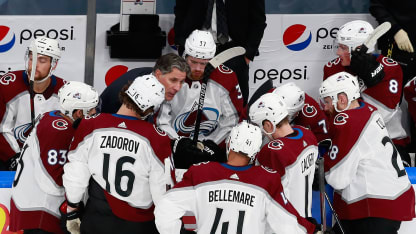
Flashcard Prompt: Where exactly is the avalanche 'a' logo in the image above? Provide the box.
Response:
[334,113,348,125]
[302,103,318,118]
[283,24,312,51]
[0,26,16,53]
[174,107,219,137]
[14,123,33,144]
[0,73,16,85]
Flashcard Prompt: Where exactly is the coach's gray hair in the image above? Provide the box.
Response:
[153,53,190,78]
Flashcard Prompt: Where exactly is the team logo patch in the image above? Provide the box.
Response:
[0,73,16,85]
[153,125,167,136]
[218,64,233,74]
[174,106,219,137]
[325,57,341,68]
[334,113,348,125]
[14,123,32,144]
[268,139,284,150]
[302,103,317,117]
[52,119,68,130]
[381,57,398,66]
[73,92,81,99]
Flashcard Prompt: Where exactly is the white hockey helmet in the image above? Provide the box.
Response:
[272,82,305,122]
[126,74,165,114]
[319,71,360,112]
[58,81,99,119]
[25,36,62,82]
[249,93,288,136]
[335,20,374,53]
[184,30,216,59]
[226,121,263,164]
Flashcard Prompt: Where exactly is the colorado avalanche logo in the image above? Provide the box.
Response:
[268,139,284,150]
[73,92,81,99]
[261,165,277,173]
[174,107,219,137]
[52,119,68,130]
[381,57,398,66]
[14,123,32,144]
[325,57,341,68]
[218,64,233,74]
[302,103,317,117]
[0,73,16,85]
[153,125,167,136]
[334,113,348,125]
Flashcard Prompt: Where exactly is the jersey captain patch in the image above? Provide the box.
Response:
[0,73,16,85]
[334,113,348,125]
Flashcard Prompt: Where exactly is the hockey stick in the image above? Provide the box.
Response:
[29,43,38,127]
[192,46,246,143]
[317,157,326,232]
[360,21,391,53]
[324,192,345,234]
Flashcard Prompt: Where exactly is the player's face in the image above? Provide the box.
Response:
[186,56,209,81]
[27,54,53,80]
[156,68,186,101]
[322,96,336,116]
[336,44,351,66]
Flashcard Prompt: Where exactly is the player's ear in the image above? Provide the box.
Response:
[72,109,84,120]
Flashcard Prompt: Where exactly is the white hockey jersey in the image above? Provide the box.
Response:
[324,101,415,220]
[0,70,65,161]
[63,113,173,222]
[156,65,243,145]
[155,162,316,234]
[10,111,74,234]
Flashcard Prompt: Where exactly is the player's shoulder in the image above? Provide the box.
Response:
[323,58,344,79]
[0,70,27,97]
[331,101,374,130]
[404,76,416,95]
[52,76,66,92]
[210,64,239,90]
[376,54,401,70]
[292,125,317,141]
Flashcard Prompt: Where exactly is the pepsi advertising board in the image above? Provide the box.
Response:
[0,16,86,82]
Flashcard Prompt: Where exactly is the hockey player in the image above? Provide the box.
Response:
[9,81,98,234]
[323,20,410,164]
[249,93,319,218]
[62,75,171,234]
[271,82,330,143]
[99,53,189,113]
[0,36,65,170]
[319,71,415,234]
[154,121,317,234]
[156,30,244,150]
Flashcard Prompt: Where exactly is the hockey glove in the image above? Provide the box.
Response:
[59,201,84,234]
[350,48,385,87]
[172,137,204,169]
[200,140,227,163]
[318,139,332,157]
[6,152,21,171]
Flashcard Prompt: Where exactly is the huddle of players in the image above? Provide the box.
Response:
[3,19,416,234]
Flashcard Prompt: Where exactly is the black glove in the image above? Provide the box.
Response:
[307,217,335,234]
[172,137,227,169]
[318,139,332,157]
[200,139,227,163]
[350,48,385,87]
[5,152,21,171]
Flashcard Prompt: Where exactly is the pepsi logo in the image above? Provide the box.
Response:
[283,24,312,51]
[0,26,16,53]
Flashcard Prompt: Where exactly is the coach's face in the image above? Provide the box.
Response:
[155,68,186,101]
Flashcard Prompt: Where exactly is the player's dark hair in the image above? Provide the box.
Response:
[153,53,190,78]
[119,81,154,118]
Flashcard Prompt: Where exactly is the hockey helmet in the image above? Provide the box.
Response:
[249,93,289,136]
[184,30,216,59]
[319,71,360,112]
[335,20,374,53]
[226,121,263,164]
[126,74,165,113]
[58,81,99,119]
[272,82,305,122]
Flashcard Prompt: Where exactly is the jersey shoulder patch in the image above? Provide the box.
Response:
[267,139,284,150]
[333,112,349,125]
[0,72,17,85]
